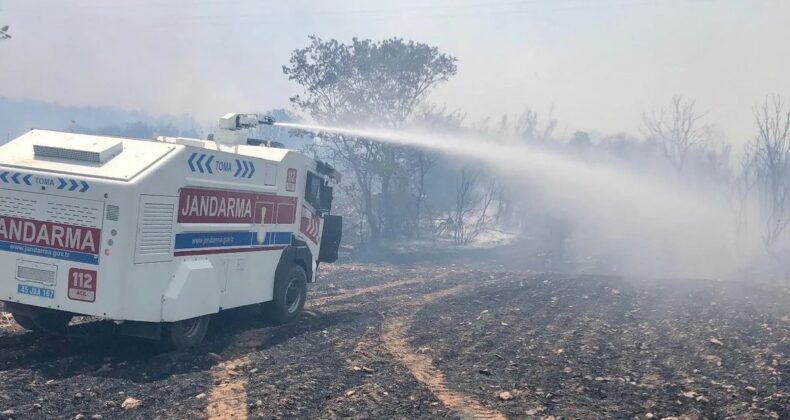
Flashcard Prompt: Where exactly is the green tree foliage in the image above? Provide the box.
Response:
[283,36,457,242]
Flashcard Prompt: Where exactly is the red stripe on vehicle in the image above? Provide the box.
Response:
[174,245,286,257]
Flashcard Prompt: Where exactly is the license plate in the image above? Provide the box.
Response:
[17,284,55,299]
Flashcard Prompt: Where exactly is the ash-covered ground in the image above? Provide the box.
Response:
[0,254,788,419]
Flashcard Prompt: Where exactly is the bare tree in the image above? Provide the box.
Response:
[409,105,464,237]
[735,141,758,249]
[0,26,10,40]
[643,96,712,174]
[493,107,558,144]
[449,168,496,245]
[742,95,790,253]
[411,150,436,235]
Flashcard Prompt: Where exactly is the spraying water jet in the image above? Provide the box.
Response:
[273,120,750,279]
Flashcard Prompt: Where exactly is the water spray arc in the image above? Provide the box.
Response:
[272,120,746,279]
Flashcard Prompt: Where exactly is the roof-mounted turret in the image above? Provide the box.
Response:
[213,113,277,147]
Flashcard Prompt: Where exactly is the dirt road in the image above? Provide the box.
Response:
[0,263,788,419]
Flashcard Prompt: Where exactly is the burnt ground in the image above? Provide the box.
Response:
[0,261,788,419]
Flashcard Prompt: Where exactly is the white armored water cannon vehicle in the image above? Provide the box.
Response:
[0,113,342,348]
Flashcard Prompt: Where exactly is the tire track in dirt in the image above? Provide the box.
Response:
[382,284,508,420]
[311,270,506,418]
[205,271,503,419]
[206,356,251,420]
[204,275,422,420]
[205,329,271,420]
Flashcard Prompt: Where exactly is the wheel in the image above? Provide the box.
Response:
[5,304,71,334]
[162,315,211,350]
[31,310,72,334]
[264,265,307,325]
[11,313,40,332]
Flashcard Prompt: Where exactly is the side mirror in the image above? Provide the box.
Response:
[319,184,333,214]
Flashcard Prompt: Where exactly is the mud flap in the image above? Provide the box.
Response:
[119,320,163,340]
[318,215,342,263]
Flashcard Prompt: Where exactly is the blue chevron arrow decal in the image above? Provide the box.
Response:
[247,161,255,178]
[188,153,198,172]
[205,155,214,174]
[195,154,206,173]
[0,172,89,192]
[235,159,243,177]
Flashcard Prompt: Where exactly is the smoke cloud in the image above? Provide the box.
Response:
[276,122,757,279]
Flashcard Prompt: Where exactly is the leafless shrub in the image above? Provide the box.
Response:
[449,168,496,245]
[643,96,712,174]
[741,95,790,254]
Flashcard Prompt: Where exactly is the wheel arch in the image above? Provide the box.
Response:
[276,239,314,283]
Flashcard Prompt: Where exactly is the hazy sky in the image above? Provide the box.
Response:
[1,0,788,143]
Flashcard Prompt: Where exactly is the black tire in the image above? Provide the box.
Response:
[162,315,210,350]
[32,310,72,334]
[264,265,307,325]
[11,313,40,332]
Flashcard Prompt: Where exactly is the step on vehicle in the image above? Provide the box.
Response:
[0,113,342,349]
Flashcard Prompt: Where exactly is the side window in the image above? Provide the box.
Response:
[305,171,322,209]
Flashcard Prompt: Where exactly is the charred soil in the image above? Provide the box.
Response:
[0,263,788,419]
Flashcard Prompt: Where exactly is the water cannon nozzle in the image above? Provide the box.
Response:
[259,116,275,126]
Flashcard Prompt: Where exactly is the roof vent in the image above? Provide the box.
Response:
[34,137,123,164]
